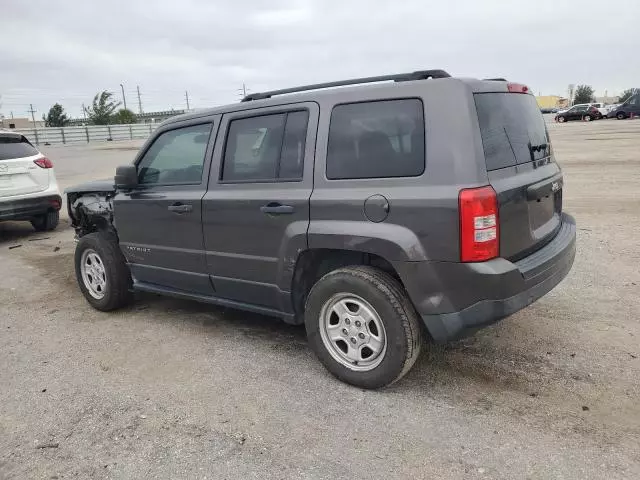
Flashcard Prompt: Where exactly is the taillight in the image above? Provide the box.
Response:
[507,83,529,94]
[459,186,499,262]
[33,157,53,169]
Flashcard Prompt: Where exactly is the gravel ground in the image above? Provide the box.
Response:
[1,120,639,479]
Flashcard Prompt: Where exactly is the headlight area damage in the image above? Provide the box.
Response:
[67,190,116,238]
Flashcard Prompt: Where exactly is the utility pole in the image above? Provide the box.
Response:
[185,90,190,110]
[237,82,248,99]
[120,83,128,111]
[82,103,87,121]
[28,104,37,127]
[136,85,143,114]
[10,111,14,119]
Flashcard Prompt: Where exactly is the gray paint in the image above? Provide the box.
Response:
[67,75,576,341]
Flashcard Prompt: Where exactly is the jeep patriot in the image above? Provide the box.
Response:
[66,70,576,388]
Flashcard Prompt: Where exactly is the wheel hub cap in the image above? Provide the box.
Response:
[80,249,107,300]
[319,293,387,372]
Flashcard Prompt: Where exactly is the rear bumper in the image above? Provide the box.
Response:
[0,194,62,221]
[394,213,576,343]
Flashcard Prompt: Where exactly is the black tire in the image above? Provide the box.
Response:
[583,115,592,122]
[31,210,59,232]
[305,266,422,389]
[617,112,626,120]
[557,116,566,123]
[74,232,133,311]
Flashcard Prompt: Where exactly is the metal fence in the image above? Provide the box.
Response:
[11,124,160,146]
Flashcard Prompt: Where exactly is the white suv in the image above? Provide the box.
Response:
[0,130,61,231]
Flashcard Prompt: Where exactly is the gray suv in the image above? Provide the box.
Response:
[66,70,576,388]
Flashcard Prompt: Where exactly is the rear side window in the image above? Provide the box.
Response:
[475,93,550,171]
[0,136,40,160]
[326,99,425,180]
[222,110,309,182]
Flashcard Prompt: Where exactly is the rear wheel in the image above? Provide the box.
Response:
[31,210,59,232]
[305,266,422,389]
[557,116,566,123]
[617,112,626,120]
[75,232,132,311]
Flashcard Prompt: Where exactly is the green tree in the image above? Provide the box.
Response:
[112,108,137,124]
[85,91,121,125]
[44,103,69,127]
[573,85,595,104]
[618,89,635,104]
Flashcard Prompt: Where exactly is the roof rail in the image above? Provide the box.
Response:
[241,69,451,102]
[484,77,508,81]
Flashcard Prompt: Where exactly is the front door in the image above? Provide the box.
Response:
[114,119,218,294]
[202,103,318,311]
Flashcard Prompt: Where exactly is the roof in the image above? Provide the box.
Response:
[162,70,513,127]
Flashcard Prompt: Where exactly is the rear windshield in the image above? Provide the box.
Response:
[474,93,550,171]
[0,135,40,160]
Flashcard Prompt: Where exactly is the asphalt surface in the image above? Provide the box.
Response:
[1,120,639,479]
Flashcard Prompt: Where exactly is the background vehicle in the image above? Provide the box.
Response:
[66,70,576,389]
[608,94,640,119]
[0,130,62,231]
[555,105,600,122]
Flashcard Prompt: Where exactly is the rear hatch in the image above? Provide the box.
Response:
[0,133,50,198]
[474,88,563,260]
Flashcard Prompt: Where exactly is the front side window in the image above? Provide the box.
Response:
[137,123,212,185]
[221,110,309,182]
[326,99,425,180]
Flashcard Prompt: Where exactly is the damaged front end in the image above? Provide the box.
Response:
[66,183,117,238]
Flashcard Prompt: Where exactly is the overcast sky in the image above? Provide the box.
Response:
[1,0,639,119]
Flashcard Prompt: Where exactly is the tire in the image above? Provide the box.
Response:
[31,210,59,232]
[583,115,592,122]
[305,266,422,389]
[617,112,626,120]
[74,232,133,311]
[557,116,566,123]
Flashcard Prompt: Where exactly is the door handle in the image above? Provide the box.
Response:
[168,203,193,214]
[260,203,294,215]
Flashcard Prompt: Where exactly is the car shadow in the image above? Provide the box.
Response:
[0,218,71,246]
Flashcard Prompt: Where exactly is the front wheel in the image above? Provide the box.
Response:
[583,115,592,122]
[617,112,626,120]
[74,232,132,311]
[557,116,566,123]
[305,266,423,389]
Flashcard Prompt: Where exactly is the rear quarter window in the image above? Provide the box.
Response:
[326,99,425,180]
[0,136,40,160]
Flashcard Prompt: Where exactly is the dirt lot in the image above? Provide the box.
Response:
[1,121,639,479]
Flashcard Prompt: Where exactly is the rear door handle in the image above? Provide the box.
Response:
[260,203,294,215]
[168,203,193,214]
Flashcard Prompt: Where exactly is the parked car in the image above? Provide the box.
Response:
[607,94,640,119]
[589,103,612,118]
[555,104,600,122]
[0,130,62,231]
[66,70,576,389]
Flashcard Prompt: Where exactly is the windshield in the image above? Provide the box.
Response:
[0,135,40,160]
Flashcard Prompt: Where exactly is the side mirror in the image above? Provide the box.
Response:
[114,164,138,189]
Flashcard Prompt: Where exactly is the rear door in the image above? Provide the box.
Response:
[202,103,317,310]
[475,91,563,260]
[0,134,49,198]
